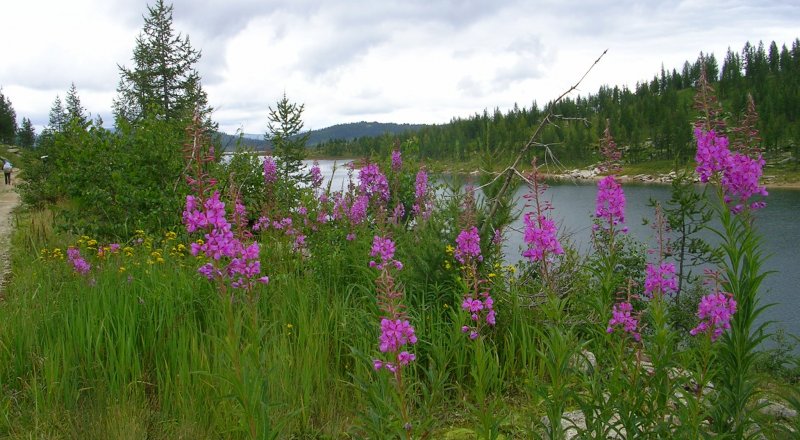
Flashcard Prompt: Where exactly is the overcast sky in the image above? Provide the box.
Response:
[1,0,798,135]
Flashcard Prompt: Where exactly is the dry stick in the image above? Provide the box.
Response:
[480,49,608,237]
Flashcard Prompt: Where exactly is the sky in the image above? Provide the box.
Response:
[1,0,798,135]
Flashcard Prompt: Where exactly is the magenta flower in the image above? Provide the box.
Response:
[454,226,482,264]
[461,297,484,313]
[358,163,390,202]
[695,128,731,183]
[694,128,768,213]
[263,156,277,184]
[67,247,91,275]
[378,318,418,353]
[391,150,402,172]
[689,292,737,341]
[522,213,564,262]
[349,194,369,225]
[644,261,678,297]
[721,151,768,213]
[310,161,323,188]
[397,351,415,366]
[607,301,641,341]
[370,235,397,270]
[595,175,626,230]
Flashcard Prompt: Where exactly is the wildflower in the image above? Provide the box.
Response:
[695,128,731,183]
[694,128,768,213]
[454,226,482,264]
[164,231,177,240]
[644,261,678,297]
[66,247,91,275]
[263,156,277,184]
[595,175,626,230]
[522,213,564,262]
[607,301,640,341]
[412,168,431,219]
[391,150,402,172]
[378,318,418,353]
[369,236,396,269]
[358,163,390,202]
[310,161,323,189]
[689,292,737,341]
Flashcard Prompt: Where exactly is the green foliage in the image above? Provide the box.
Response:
[266,92,310,182]
[114,0,212,128]
[18,112,189,238]
[0,89,17,145]
[16,117,35,148]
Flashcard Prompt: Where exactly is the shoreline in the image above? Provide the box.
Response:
[538,170,800,189]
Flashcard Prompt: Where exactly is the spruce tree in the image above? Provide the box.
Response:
[114,0,212,126]
[17,118,36,148]
[0,90,18,145]
[65,83,88,125]
[47,95,67,133]
[266,92,310,181]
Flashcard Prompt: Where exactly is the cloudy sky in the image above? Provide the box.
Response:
[1,0,798,135]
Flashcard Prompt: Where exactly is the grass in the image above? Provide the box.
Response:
[0,170,797,438]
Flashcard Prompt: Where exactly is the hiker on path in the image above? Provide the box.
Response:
[3,161,11,185]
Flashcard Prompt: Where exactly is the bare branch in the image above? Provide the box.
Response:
[480,49,607,236]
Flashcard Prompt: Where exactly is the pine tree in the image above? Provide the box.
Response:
[114,0,212,126]
[0,90,18,145]
[47,95,67,133]
[65,83,88,125]
[266,92,310,181]
[17,117,36,148]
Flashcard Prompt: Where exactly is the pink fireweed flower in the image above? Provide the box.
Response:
[454,226,482,264]
[67,247,91,275]
[644,261,678,297]
[349,194,369,225]
[695,128,731,183]
[595,176,626,230]
[462,297,484,313]
[397,351,415,366]
[694,128,768,213]
[358,163,390,202]
[310,161,323,189]
[607,301,641,341]
[689,292,737,341]
[370,235,395,263]
[263,156,277,184]
[721,151,768,213]
[391,150,402,172]
[522,213,564,262]
[378,318,418,353]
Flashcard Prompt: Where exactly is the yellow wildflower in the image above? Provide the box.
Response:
[119,266,126,273]
[445,244,454,255]
[87,239,98,247]
[164,231,177,240]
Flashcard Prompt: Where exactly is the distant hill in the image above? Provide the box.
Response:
[217,121,424,152]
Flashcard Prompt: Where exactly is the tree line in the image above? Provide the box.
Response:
[317,39,800,168]
[11,0,309,238]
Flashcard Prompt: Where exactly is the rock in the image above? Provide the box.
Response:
[758,399,798,420]
[570,349,597,375]
[540,410,586,440]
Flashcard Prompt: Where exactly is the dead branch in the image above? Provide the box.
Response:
[480,49,607,236]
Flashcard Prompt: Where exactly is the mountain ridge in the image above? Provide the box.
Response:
[218,121,425,152]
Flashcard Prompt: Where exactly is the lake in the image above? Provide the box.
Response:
[300,159,799,345]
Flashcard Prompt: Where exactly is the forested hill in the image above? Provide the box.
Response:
[316,39,800,167]
[217,121,424,152]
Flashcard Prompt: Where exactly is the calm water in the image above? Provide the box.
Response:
[296,159,800,344]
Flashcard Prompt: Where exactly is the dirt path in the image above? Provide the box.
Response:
[0,181,20,298]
